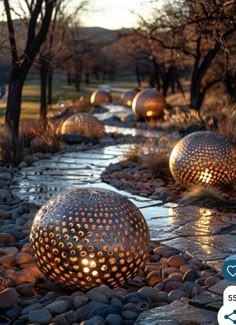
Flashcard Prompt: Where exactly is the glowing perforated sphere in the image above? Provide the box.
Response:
[169,131,236,188]
[121,89,139,107]
[90,89,112,106]
[30,188,150,290]
[132,89,166,119]
[60,113,105,139]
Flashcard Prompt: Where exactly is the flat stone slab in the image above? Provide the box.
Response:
[164,237,227,260]
[191,291,223,306]
[135,300,217,324]
[208,280,236,295]
[190,234,236,253]
[11,143,236,269]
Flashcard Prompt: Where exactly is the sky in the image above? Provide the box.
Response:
[79,0,151,30]
[0,0,160,30]
[0,0,157,29]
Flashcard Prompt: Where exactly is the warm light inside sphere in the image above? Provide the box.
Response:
[30,188,150,290]
[169,131,236,187]
[146,110,154,117]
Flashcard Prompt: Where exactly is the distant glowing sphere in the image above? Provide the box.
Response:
[121,89,139,107]
[30,188,150,290]
[61,113,105,139]
[90,89,112,106]
[169,131,236,187]
[132,89,166,119]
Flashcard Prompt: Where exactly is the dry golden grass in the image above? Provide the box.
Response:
[216,115,236,145]
[142,136,176,179]
[123,136,177,179]
[28,121,62,154]
[123,144,142,163]
[0,129,25,165]
[179,185,236,209]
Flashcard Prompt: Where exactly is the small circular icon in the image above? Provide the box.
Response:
[222,255,236,282]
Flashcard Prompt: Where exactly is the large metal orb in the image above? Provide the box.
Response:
[169,131,236,187]
[60,113,105,139]
[132,89,166,119]
[121,89,139,107]
[90,89,112,106]
[30,188,150,290]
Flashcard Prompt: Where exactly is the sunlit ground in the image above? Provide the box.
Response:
[0,74,140,125]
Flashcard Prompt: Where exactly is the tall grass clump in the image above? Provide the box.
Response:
[0,130,25,165]
[142,136,176,179]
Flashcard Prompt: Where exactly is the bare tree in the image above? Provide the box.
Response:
[38,0,88,126]
[3,0,56,140]
[136,0,236,111]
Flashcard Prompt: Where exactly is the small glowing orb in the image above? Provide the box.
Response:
[90,89,112,106]
[169,131,236,187]
[146,110,154,117]
[132,89,166,119]
[121,89,139,107]
[30,188,150,290]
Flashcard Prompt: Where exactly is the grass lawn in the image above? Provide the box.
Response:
[0,73,140,125]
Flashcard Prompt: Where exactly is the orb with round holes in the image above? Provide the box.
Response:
[132,88,166,119]
[169,131,236,188]
[121,89,139,107]
[60,113,105,139]
[30,188,150,290]
[90,89,112,106]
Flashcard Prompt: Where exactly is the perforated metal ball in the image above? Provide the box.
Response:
[121,89,138,107]
[60,113,105,139]
[90,89,112,106]
[30,188,150,290]
[132,89,166,119]
[169,131,236,188]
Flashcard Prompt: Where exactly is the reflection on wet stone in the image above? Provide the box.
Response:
[11,144,236,270]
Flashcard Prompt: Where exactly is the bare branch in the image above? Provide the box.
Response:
[3,0,18,62]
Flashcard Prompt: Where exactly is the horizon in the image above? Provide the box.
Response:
[0,0,161,30]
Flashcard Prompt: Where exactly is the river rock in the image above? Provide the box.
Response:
[106,314,122,325]
[16,252,32,265]
[15,283,35,297]
[45,300,70,315]
[28,309,52,324]
[167,255,186,268]
[0,287,18,309]
[182,270,200,282]
[168,289,187,303]
[0,233,15,244]
[122,310,138,320]
[73,295,89,309]
[146,271,161,286]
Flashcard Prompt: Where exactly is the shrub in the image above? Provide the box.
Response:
[216,115,236,146]
[123,144,142,163]
[29,121,61,153]
[0,129,25,165]
[142,136,175,179]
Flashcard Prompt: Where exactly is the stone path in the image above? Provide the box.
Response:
[11,144,236,270]
[9,101,236,323]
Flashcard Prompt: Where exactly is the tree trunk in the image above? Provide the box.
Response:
[67,72,72,85]
[6,78,23,140]
[5,65,27,140]
[48,69,53,105]
[85,73,90,85]
[39,57,48,127]
[224,71,236,103]
[75,73,80,91]
[190,74,204,111]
